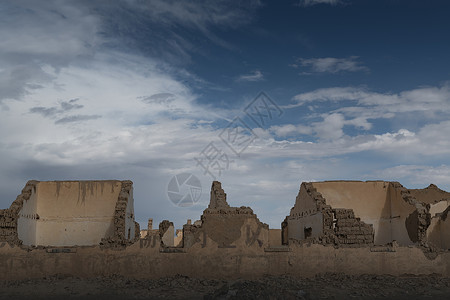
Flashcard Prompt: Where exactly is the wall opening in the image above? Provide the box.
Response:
[304,227,312,238]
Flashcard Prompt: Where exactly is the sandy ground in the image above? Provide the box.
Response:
[1,273,450,299]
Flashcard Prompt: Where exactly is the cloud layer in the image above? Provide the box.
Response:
[292,56,368,74]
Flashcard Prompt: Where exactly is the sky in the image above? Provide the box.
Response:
[1,0,450,229]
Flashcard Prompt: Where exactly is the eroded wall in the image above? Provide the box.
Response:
[16,186,38,246]
[1,180,138,247]
[311,181,419,245]
[183,181,269,251]
[2,179,450,281]
[287,183,324,240]
[125,187,135,240]
[313,181,390,244]
[26,181,121,246]
[427,211,450,250]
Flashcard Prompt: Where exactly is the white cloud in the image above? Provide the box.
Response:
[269,124,313,137]
[370,165,450,190]
[292,85,450,112]
[236,70,265,82]
[292,56,368,74]
[0,0,260,228]
[312,113,345,140]
[1,1,449,231]
[289,84,450,140]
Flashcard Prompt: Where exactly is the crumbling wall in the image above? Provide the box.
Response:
[312,181,390,245]
[409,184,450,204]
[288,180,450,251]
[427,207,450,250]
[183,181,269,250]
[159,220,174,247]
[286,182,374,246]
[415,185,450,250]
[101,180,138,248]
[174,229,183,247]
[389,182,430,245]
[1,180,139,248]
[17,181,123,247]
[0,180,38,246]
[287,182,324,240]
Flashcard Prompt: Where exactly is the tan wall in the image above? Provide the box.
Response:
[17,187,38,246]
[1,243,450,280]
[290,183,318,216]
[18,181,123,246]
[427,217,450,250]
[288,213,323,240]
[125,188,135,240]
[410,187,450,204]
[161,225,174,247]
[387,183,416,245]
[184,214,269,250]
[174,230,183,247]
[430,201,450,217]
[312,181,415,245]
[268,229,281,247]
[288,183,324,241]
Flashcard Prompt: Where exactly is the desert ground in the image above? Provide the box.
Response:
[1,273,450,299]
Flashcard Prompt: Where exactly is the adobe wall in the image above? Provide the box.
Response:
[26,181,121,246]
[310,181,420,245]
[1,243,450,280]
[287,182,324,240]
[16,185,38,246]
[1,179,449,281]
[0,180,137,248]
[182,181,269,250]
[313,181,392,245]
[269,229,282,247]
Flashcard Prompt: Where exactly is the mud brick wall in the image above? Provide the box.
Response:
[0,209,16,243]
[101,180,139,249]
[302,183,374,246]
[0,180,37,246]
[392,182,431,244]
[333,209,374,244]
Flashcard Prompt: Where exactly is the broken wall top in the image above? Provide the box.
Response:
[409,184,450,204]
[204,181,253,215]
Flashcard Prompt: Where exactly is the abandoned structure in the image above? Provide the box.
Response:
[284,181,450,251]
[0,180,139,247]
[0,179,449,280]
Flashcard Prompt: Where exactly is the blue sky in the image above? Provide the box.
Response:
[1,0,450,229]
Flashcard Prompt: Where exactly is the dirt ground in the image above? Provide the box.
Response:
[1,273,450,300]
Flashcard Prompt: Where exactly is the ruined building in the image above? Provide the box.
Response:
[182,181,271,249]
[284,181,450,251]
[0,179,449,280]
[0,180,139,248]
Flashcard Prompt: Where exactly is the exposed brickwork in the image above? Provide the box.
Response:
[0,180,38,246]
[333,209,374,244]
[302,182,374,246]
[100,180,139,249]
